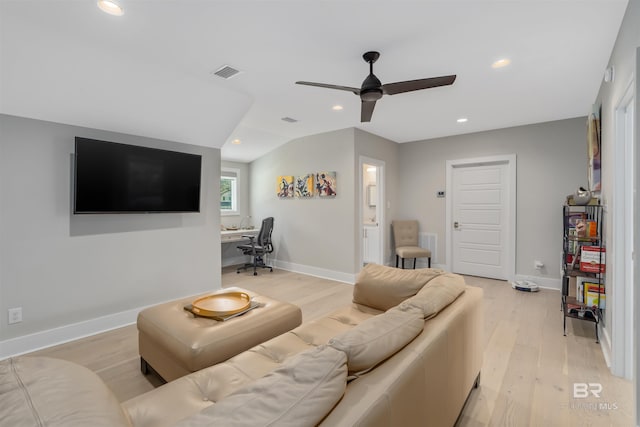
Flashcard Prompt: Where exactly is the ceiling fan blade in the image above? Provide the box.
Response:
[361,100,376,122]
[382,75,456,95]
[296,81,360,95]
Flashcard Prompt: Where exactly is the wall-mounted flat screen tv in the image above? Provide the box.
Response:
[74,137,202,214]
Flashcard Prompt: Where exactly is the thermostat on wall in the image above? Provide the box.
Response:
[437,191,445,198]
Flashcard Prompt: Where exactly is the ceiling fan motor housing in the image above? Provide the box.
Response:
[360,74,383,101]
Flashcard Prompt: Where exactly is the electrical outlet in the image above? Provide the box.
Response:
[8,307,22,324]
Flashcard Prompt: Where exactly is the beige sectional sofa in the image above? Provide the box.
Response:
[0,264,483,427]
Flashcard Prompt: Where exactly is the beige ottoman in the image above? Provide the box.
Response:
[137,287,302,382]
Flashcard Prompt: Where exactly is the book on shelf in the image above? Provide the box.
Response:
[584,283,605,309]
[580,246,606,273]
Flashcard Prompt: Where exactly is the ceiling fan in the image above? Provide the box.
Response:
[296,51,457,122]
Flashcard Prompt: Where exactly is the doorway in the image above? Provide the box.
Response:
[359,157,385,266]
[445,155,516,280]
[612,79,634,380]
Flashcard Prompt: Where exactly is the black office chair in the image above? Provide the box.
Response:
[236,217,274,276]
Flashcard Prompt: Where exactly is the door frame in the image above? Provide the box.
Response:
[359,156,385,267]
[611,76,635,379]
[445,154,517,280]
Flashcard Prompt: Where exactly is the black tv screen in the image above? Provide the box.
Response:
[74,137,202,213]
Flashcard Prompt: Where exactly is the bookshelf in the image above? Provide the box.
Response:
[561,204,605,343]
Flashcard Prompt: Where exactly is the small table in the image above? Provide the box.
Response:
[137,287,302,382]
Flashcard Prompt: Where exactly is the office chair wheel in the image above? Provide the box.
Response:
[270,268,273,272]
[253,272,258,276]
[237,271,240,274]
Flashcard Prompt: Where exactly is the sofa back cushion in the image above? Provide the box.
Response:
[352,263,443,311]
[396,272,467,319]
[329,308,424,376]
[174,345,347,427]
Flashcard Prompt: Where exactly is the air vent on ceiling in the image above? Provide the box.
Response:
[212,65,241,79]
[281,117,298,123]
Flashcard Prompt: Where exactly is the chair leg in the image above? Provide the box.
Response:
[396,255,399,268]
[428,257,431,268]
[413,258,416,269]
[401,258,405,269]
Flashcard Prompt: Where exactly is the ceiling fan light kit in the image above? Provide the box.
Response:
[296,51,456,122]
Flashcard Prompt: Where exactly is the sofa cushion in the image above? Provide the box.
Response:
[328,307,423,376]
[174,345,347,427]
[396,272,467,319]
[0,357,131,427]
[352,263,444,311]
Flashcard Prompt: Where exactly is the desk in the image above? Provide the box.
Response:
[221,229,258,244]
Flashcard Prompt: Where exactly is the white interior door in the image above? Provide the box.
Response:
[449,158,513,280]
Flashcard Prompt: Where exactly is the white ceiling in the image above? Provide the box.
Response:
[0,1,628,163]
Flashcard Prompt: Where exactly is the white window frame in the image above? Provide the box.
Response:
[220,168,240,216]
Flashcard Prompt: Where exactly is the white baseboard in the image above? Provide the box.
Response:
[0,307,141,360]
[599,324,612,368]
[513,274,562,290]
[0,292,215,360]
[273,260,356,284]
[222,255,250,268]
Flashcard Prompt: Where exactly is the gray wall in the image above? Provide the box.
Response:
[354,129,399,268]
[249,128,356,277]
[0,115,222,342]
[398,117,588,285]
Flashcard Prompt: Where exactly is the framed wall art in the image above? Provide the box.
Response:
[315,171,337,197]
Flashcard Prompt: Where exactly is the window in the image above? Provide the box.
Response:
[220,169,239,214]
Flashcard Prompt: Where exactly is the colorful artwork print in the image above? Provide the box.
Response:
[295,174,314,198]
[315,171,337,197]
[276,176,294,198]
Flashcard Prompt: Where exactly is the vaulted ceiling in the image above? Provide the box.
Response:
[0,1,628,162]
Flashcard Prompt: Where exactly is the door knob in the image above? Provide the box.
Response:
[454,221,459,229]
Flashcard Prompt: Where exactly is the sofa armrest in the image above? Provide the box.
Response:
[0,357,131,427]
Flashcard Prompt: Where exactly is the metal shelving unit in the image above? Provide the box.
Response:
[561,204,605,343]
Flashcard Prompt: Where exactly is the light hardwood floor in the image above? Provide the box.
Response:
[27,268,634,426]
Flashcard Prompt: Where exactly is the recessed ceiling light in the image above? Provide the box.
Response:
[97,0,124,16]
[457,118,468,123]
[232,139,241,145]
[492,58,511,69]
[332,105,343,111]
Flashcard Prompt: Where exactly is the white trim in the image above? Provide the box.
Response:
[611,76,635,379]
[600,324,613,369]
[513,274,562,290]
[273,259,356,284]
[222,255,250,268]
[445,154,517,281]
[1,306,137,360]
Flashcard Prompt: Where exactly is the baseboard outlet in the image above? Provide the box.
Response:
[513,274,561,290]
[273,260,356,284]
[0,308,138,360]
